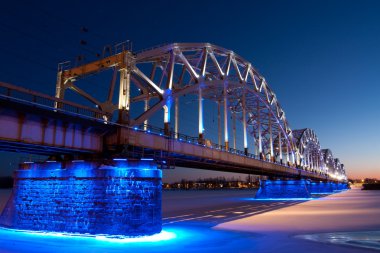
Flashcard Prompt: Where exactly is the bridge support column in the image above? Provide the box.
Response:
[0,160,162,237]
[255,179,311,199]
[307,181,335,194]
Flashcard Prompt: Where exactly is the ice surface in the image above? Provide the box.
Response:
[216,188,380,233]
[1,188,379,253]
[296,231,380,251]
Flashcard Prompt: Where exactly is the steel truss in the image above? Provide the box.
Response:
[54,42,346,179]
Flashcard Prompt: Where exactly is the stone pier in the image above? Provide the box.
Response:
[0,159,162,237]
[255,179,311,199]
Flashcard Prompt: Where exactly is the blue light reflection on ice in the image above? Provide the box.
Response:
[243,197,315,201]
[0,225,247,252]
[0,227,178,244]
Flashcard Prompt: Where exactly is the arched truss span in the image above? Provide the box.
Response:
[55,42,347,180]
[321,149,346,180]
[56,43,297,163]
[292,128,323,173]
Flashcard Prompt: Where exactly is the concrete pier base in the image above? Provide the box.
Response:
[306,181,350,194]
[334,182,350,191]
[0,159,162,237]
[255,180,311,199]
[307,181,335,194]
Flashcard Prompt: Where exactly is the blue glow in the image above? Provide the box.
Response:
[0,161,162,236]
[141,158,154,161]
[310,192,336,195]
[0,228,176,243]
[246,198,314,201]
[113,158,127,161]
[134,127,138,130]
[0,226,219,253]
[255,179,311,199]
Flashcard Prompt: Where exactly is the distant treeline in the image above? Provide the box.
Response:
[164,175,260,190]
[0,177,13,189]
[362,183,380,190]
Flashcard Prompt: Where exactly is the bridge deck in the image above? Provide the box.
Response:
[105,127,330,181]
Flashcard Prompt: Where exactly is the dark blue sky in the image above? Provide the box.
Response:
[0,0,379,180]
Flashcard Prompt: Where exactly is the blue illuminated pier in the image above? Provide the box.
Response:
[255,179,349,199]
[0,160,162,237]
[255,180,312,199]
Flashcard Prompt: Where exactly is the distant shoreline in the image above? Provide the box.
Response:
[362,183,380,190]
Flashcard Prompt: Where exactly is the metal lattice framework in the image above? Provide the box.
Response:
[322,149,335,175]
[56,43,296,164]
[54,42,346,179]
[291,130,346,180]
[292,128,323,172]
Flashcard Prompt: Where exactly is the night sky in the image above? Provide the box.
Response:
[0,0,379,180]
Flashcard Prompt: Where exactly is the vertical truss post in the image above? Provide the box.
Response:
[163,103,171,136]
[118,67,131,124]
[55,71,65,99]
[55,71,65,109]
[286,143,290,164]
[144,97,150,131]
[257,100,263,159]
[269,113,274,161]
[198,48,207,143]
[253,127,257,157]
[278,130,283,163]
[163,51,176,137]
[217,101,221,147]
[232,111,236,150]
[242,91,248,156]
[224,82,229,150]
[292,151,296,166]
[175,97,179,139]
[198,86,204,142]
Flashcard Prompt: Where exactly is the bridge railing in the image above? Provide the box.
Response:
[128,123,331,179]
[0,82,109,121]
[133,124,275,161]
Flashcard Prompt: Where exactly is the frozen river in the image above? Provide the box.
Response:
[0,188,379,252]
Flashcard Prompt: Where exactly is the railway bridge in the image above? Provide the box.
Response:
[0,42,348,237]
